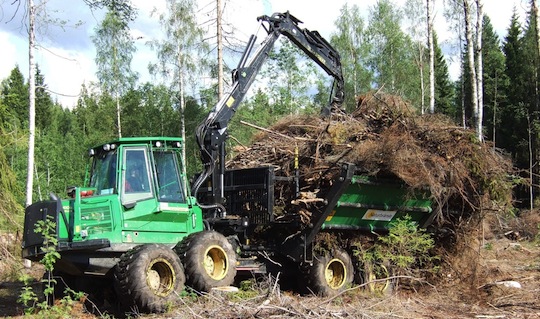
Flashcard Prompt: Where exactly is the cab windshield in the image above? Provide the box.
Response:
[88,150,118,195]
[154,150,185,203]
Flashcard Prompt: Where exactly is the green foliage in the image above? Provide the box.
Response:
[360,216,438,279]
[18,273,39,313]
[19,217,86,317]
[148,0,207,86]
[228,89,275,151]
[433,32,456,117]
[331,3,372,111]
[263,38,319,116]
[1,66,30,205]
[35,217,60,271]
[35,216,60,307]
[85,0,137,24]
[1,66,28,129]
[365,0,421,105]
[35,65,54,132]
[499,10,529,166]
[19,216,58,313]
[92,5,138,96]
[229,279,258,300]
[481,16,508,142]
[0,111,24,229]
[92,1,138,138]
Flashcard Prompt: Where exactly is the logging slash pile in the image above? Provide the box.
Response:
[228,91,514,228]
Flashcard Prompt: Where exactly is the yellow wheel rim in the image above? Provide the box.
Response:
[146,258,176,297]
[325,258,347,290]
[367,264,390,293]
[203,245,228,280]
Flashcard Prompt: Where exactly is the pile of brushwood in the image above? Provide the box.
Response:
[228,91,514,231]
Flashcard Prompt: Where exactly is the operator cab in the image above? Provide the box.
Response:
[87,138,186,205]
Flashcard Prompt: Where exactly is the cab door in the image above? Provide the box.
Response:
[120,146,195,244]
[152,149,197,234]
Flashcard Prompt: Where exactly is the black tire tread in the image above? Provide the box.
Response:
[175,231,237,292]
[114,244,185,313]
[306,249,354,296]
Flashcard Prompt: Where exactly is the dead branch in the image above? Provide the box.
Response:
[240,120,314,141]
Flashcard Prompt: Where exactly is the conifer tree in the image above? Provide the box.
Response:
[35,65,53,133]
[481,16,508,144]
[501,9,527,163]
[0,85,23,230]
[1,67,29,204]
[520,1,540,207]
[1,66,28,129]
[433,33,455,117]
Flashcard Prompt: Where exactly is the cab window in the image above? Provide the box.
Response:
[89,150,117,195]
[154,150,185,203]
[121,147,153,203]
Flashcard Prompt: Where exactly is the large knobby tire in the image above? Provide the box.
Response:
[306,249,354,296]
[175,231,237,292]
[364,261,393,295]
[114,244,185,313]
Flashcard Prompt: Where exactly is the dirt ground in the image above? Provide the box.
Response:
[1,212,539,319]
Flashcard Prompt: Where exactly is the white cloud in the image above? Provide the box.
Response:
[0,31,21,78]
[0,0,529,109]
[34,45,96,107]
[485,0,529,35]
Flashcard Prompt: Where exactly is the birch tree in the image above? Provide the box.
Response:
[534,0,540,58]
[26,0,37,207]
[475,0,484,141]
[427,0,435,114]
[331,3,372,110]
[404,0,429,113]
[444,0,467,126]
[366,0,419,103]
[92,1,137,138]
[463,0,479,134]
[3,0,84,205]
[217,0,224,100]
[148,0,207,185]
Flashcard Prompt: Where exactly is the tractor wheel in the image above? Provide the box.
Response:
[351,253,366,286]
[114,244,185,313]
[306,249,354,296]
[175,231,237,292]
[364,261,393,295]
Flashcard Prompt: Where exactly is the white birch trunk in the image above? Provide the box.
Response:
[464,0,478,131]
[178,70,187,194]
[475,0,484,141]
[26,0,36,207]
[419,44,426,114]
[535,0,540,209]
[116,93,122,138]
[175,22,187,191]
[427,0,435,114]
[535,0,540,58]
[217,0,224,100]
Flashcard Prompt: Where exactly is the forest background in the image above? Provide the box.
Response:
[0,0,538,233]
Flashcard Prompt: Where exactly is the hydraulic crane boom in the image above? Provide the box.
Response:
[192,12,345,212]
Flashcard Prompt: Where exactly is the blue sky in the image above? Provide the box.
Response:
[0,0,528,108]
